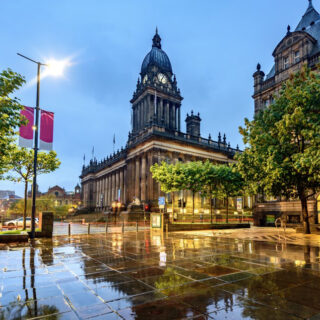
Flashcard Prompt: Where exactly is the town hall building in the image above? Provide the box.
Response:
[80,30,239,211]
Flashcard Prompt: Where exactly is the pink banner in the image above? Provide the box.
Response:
[40,110,54,151]
[19,106,34,148]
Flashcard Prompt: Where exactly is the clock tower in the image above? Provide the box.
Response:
[130,29,183,136]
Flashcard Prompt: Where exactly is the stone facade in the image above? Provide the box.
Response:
[252,0,320,225]
[80,30,239,211]
[254,0,320,115]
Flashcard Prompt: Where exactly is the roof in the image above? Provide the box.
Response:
[295,0,320,31]
[141,30,172,75]
[266,0,320,79]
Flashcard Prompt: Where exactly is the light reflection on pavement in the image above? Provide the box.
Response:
[0,229,319,319]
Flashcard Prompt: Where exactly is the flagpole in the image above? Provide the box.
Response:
[17,53,47,239]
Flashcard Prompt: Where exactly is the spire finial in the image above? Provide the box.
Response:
[287,25,291,34]
[257,63,261,71]
[152,28,161,49]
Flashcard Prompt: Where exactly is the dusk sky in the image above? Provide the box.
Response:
[0,0,311,197]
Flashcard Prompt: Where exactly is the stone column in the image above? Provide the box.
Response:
[159,98,163,125]
[147,95,151,123]
[120,168,124,203]
[142,99,146,128]
[107,175,111,205]
[135,157,140,200]
[139,101,143,130]
[148,152,154,202]
[126,161,133,203]
[116,170,120,201]
[141,154,146,202]
[133,106,136,132]
[110,172,114,202]
[141,100,144,129]
[123,166,127,204]
[94,180,98,208]
[104,177,107,207]
[178,106,181,131]
[165,101,169,128]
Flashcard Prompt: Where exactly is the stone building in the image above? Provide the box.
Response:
[253,0,320,115]
[253,0,320,226]
[80,30,240,212]
[45,185,81,207]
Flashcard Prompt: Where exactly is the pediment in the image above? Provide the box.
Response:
[272,31,316,56]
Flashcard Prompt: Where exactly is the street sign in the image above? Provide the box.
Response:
[151,213,162,228]
[158,197,165,209]
[237,197,243,210]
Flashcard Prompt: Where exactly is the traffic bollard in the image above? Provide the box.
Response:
[68,223,71,236]
[88,223,91,235]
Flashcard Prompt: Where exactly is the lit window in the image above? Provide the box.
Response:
[284,56,289,69]
[294,51,300,63]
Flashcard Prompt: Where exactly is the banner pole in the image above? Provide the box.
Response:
[30,63,41,239]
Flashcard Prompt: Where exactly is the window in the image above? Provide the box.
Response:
[283,56,289,69]
[294,51,300,63]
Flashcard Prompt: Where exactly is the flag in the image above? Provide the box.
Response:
[39,110,54,151]
[19,106,34,148]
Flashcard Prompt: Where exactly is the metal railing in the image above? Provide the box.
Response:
[53,220,150,236]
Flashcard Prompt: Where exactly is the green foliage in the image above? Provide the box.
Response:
[214,165,244,199]
[236,65,320,233]
[6,146,61,184]
[0,69,26,177]
[8,195,71,217]
[5,146,60,228]
[150,161,186,193]
[151,160,244,221]
[182,161,205,194]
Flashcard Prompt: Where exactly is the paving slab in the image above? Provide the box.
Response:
[0,229,320,319]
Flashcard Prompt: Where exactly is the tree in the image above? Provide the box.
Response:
[150,161,185,219]
[215,165,244,223]
[6,146,60,229]
[237,66,320,234]
[201,161,221,224]
[0,69,26,177]
[181,161,205,223]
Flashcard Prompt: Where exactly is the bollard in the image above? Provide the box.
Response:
[136,222,138,232]
[122,222,124,233]
[68,223,71,236]
[88,223,91,235]
[105,222,108,234]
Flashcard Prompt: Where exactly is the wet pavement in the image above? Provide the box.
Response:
[0,230,320,319]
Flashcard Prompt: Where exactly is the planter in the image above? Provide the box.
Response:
[0,234,29,243]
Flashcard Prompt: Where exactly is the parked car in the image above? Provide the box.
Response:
[3,217,39,228]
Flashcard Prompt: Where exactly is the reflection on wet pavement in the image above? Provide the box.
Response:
[0,231,320,319]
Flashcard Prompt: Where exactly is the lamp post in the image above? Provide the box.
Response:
[17,53,47,239]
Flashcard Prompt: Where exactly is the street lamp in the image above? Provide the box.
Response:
[17,53,69,239]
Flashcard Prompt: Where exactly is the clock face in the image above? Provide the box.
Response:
[143,75,148,84]
[157,73,167,84]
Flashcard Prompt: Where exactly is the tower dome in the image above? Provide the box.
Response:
[141,29,172,75]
